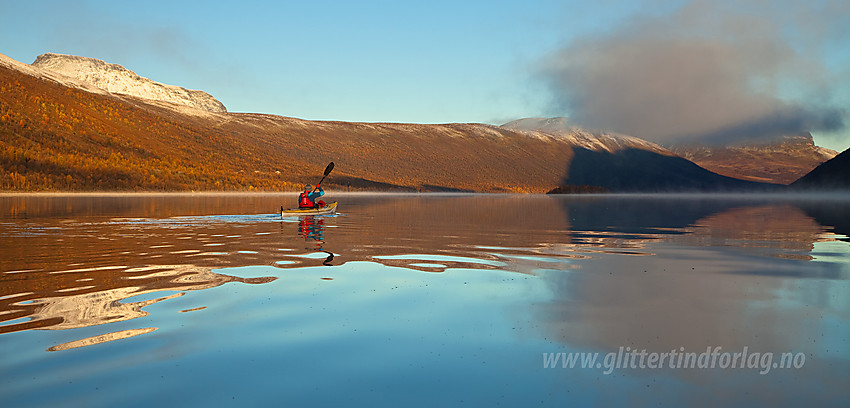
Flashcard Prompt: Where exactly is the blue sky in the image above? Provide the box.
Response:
[1,0,848,150]
[1,0,577,123]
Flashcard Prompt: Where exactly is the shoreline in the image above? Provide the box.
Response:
[1,190,848,199]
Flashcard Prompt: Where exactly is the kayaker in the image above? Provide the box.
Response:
[299,184,326,209]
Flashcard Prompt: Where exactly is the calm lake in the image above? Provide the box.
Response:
[1,193,848,407]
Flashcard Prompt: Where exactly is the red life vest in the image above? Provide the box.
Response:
[299,191,314,208]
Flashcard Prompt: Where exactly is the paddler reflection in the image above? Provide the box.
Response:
[299,215,334,266]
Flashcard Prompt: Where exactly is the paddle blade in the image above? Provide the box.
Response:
[324,162,335,176]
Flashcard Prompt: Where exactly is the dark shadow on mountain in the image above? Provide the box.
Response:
[790,147,850,190]
[418,184,476,193]
[329,176,416,192]
[564,148,781,192]
[329,177,475,193]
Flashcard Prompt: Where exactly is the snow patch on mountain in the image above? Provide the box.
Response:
[502,117,673,155]
[31,53,226,113]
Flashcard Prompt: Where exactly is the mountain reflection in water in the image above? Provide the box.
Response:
[1,194,847,336]
[0,193,847,407]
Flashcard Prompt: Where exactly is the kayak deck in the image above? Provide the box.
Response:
[280,202,338,217]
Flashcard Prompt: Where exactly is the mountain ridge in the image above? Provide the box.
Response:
[501,117,673,155]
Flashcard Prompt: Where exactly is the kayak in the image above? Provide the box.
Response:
[280,202,338,217]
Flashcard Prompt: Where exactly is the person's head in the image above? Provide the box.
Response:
[304,184,312,191]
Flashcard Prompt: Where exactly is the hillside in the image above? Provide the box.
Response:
[1,53,581,192]
[790,147,850,189]
[501,117,672,155]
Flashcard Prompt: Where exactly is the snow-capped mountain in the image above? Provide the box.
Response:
[30,53,226,113]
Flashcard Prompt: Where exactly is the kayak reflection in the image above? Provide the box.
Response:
[298,215,334,266]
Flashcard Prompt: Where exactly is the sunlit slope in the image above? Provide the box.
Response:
[0,63,311,191]
[1,63,574,192]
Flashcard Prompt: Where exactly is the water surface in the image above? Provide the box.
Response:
[1,193,848,407]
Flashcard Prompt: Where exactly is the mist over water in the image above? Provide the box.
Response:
[1,193,848,407]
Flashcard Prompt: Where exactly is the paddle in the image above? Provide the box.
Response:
[313,162,335,192]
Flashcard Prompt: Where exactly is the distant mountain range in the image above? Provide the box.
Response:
[0,52,845,192]
[500,118,779,192]
[503,117,837,186]
[670,135,837,184]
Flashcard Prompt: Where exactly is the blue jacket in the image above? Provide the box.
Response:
[309,187,325,202]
